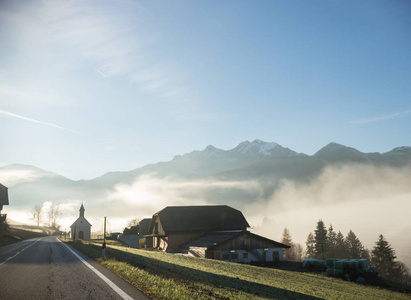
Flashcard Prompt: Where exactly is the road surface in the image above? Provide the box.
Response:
[0,236,150,300]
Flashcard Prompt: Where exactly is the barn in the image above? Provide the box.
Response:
[145,205,289,263]
[183,230,290,263]
[145,205,249,251]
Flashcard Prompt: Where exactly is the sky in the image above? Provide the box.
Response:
[1,0,410,180]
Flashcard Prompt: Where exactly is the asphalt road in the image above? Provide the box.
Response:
[0,236,150,300]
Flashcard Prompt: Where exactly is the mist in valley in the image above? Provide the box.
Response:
[2,157,411,269]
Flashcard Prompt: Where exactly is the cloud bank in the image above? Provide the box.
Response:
[3,161,411,268]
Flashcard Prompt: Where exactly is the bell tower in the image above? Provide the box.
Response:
[80,203,85,218]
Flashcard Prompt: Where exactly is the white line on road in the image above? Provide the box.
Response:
[58,238,134,300]
[0,238,42,266]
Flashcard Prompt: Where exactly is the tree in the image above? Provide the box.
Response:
[281,227,295,261]
[394,262,411,285]
[127,217,141,228]
[314,220,327,259]
[32,204,42,226]
[327,224,337,258]
[345,230,364,259]
[293,243,304,262]
[371,234,397,278]
[47,204,62,229]
[334,231,347,258]
[305,232,316,258]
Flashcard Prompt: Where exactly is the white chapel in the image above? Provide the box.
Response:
[70,204,92,240]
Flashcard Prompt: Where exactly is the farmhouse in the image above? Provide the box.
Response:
[70,204,92,240]
[145,205,289,263]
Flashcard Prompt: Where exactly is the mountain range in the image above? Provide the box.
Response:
[1,139,411,228]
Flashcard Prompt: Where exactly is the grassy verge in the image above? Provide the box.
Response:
[62,239,411,300]
[0,224,59,246]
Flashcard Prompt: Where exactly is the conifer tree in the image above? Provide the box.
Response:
[305,232,316,258]
[314,220,327,259]
[334,231,347,258]
[345,230,364,258]
[281,227,295,261]
[327,224,337,258]
[293,243,304,262]
[372,234,397,278]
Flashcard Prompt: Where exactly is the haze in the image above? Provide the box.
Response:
[1,0,410,269]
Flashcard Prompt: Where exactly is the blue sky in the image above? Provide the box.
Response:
[1,0,410,180]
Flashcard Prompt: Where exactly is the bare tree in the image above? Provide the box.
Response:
[32,204,42,226]
[127,217,141,228]
[47,204,62,229]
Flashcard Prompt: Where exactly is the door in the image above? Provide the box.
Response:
[79,231,84,239]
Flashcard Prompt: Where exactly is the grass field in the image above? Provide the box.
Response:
[63,239,411,300]
[0,224,59,246]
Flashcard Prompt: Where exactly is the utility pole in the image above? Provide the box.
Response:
[104,216,106,243]
[102,216,106,260]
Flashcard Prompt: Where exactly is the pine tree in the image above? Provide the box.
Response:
[327,224,337,258]
[281,227,295,261]
[305,232,316,258]
[293,243,304,262]
[345,230,364,259]
[334,231,347,258]
[372,234,397,278]
[314,219,327,259]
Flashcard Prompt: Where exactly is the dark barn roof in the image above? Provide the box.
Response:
[152,205,250,233]
[138,218,152,235]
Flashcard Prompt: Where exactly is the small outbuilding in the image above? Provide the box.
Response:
[183,230,290,263]
[70,204,92,240]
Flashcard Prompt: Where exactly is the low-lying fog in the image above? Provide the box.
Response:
[3,162,411,268]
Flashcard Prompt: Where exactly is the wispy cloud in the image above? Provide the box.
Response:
[349,110,411,124]
[0,109,80,134]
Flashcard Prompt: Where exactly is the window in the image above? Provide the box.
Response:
[243,252,248,259]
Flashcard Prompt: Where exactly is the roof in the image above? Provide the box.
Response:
[182,231,241,248]
[138,218,152,235]
[151,205,250,233]
[183,231,291,250]
[70,216,92,228]
[0,183,9,206]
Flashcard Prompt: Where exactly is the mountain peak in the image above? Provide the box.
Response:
[392,146,411,153]
[233,139,297,157]
[314,142,367,162]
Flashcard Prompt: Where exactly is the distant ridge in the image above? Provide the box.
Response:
[2,141,410,183]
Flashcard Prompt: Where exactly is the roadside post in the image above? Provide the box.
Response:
[102,216,106,260]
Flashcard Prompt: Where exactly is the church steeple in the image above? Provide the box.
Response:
[79,204,85,218]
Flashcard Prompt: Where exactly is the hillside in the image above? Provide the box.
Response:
[0,225,60,246]
[66,239,411,300]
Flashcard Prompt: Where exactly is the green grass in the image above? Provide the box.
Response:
[63,239,411,300]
